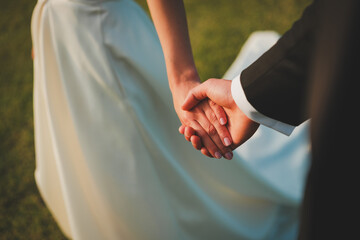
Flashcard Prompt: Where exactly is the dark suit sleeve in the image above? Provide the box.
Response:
[240,1,318,126]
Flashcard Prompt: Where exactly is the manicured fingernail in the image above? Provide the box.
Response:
[224,152,233,160]
[224,137,231,146]
[220,118,226,125]
[214,152,222,159]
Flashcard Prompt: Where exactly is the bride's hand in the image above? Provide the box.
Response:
[180,78,260,155]
[171,76,233,159]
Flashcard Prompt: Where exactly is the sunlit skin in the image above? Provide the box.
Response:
[146,0,233,159]
[180,78,260,159]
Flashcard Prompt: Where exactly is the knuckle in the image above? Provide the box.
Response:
[208,99,216,107]
[214,105,224,115]
[188,89,195,97]
[208,112,218,123]
[207,124,217,136]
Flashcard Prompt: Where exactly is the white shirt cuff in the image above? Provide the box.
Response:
[231,74,295,136]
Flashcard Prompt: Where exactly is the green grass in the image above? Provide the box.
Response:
[0,0,310,239]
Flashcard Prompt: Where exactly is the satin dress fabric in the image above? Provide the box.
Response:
[31,0,310,239]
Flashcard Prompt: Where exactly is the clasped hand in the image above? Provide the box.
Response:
[179,78,260,159]
[172,78,233,160]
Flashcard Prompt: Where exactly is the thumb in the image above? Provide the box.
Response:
[181,82,209,110]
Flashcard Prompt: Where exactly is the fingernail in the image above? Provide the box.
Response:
[220,118,226,125]
[224,152,233,160]
[224,137,231,146]
[214,152,222,159]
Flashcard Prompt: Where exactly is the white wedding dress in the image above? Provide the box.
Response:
[31,0,310,239]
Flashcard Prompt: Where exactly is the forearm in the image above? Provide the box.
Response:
[146,0,199,92]
[147,0,234,157]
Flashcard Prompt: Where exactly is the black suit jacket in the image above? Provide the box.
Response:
[237,0,360,239]
[240,1,318,126]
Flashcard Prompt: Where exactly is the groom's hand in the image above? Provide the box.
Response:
[171,78,234,159]
[182,78,259,152]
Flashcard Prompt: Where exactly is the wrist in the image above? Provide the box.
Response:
[168,67,200,93]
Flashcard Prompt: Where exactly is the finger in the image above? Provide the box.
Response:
[201,147,212,158]
[182,82,209,110]
[195,114,233,159]
[203,102,233,147]
[184,126,196,142]
[191,121,222,159]
[208,99,227,126]
[180,125,202,149]
[224,151,233,160]
[179,125,185,134]
[183,79,234,111]
[199,104,233,152]
[202,120,232,159]
[190,135,202,150]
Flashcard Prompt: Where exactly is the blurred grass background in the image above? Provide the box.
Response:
[0,0,310,239]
